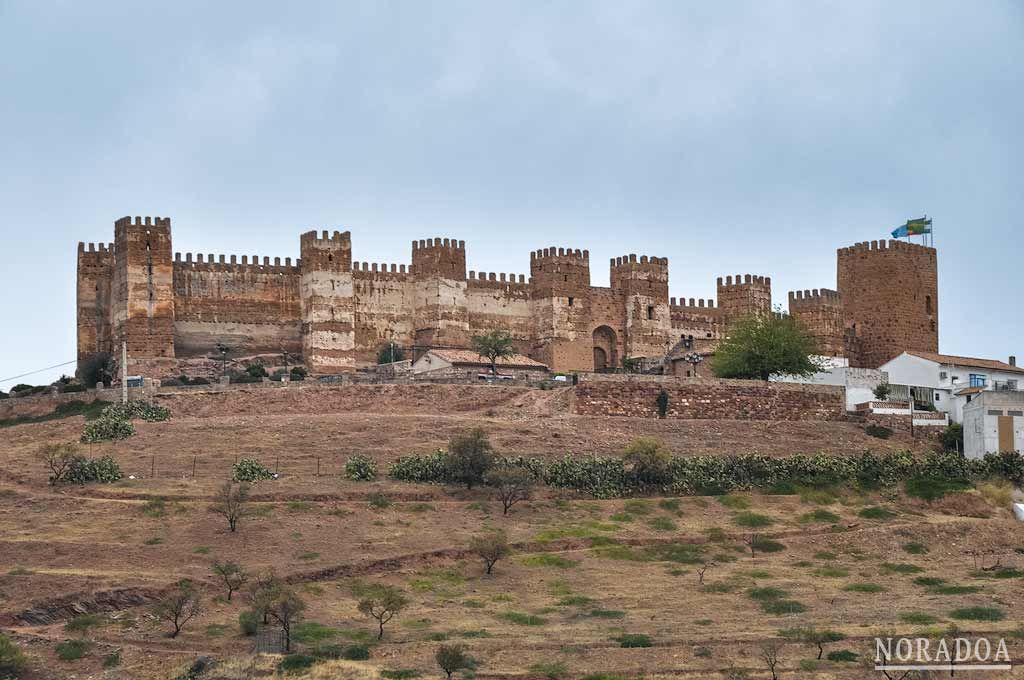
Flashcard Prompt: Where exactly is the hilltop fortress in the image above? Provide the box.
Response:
[77,216,938,375]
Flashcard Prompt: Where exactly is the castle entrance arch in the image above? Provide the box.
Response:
[592,325,617,371]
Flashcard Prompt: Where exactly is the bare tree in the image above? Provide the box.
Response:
[209,481,250,532]
[211,560,248,601]
[760,642,781,680]
[37,442,80,485]
[357,585,409,640]
[469,530,510,575]
[697,561,717,585]
[151,580,201,638]
[780,626,845,660]
[246,569,280,625]
[267,586,306,652]
[485,467,534,515]
[743,533,760,557]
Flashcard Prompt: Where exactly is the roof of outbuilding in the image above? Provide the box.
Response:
[904,350,1024,375]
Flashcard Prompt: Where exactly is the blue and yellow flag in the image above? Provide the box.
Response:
[891,217,932,239]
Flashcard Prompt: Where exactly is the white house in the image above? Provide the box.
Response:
[411,349,549,380]
[879,351,1024,423]
[962,390,1024,458]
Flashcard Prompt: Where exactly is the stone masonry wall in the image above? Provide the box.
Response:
[574,374,845,420]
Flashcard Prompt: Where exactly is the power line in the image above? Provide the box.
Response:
[0,360,77,386]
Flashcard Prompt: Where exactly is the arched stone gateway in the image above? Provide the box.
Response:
[592,325,617,371]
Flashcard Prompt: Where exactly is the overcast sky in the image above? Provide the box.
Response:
[1,1,1022,388]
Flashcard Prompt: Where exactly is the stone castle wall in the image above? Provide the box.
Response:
[77,217,939,375]
[574,374,845,420]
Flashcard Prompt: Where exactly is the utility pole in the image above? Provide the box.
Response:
[121,341,128,405]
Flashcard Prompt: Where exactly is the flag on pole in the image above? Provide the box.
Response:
[891,217,932,239]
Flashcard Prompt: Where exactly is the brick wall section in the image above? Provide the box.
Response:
[574,374,845,420]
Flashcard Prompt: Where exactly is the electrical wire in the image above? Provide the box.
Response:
[0,359,77,386]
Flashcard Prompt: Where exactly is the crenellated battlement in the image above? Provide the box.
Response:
[788,288,841,307]
[77,242,115,264]
[611,254,669,267]
[300,229,351,248]
[411,236,467,280]
[114,215,171,229]
[174,252,301,273]
[716,273,771,289]
[531,247,589,262]
[671,297,717,309]
[837,239,935,258]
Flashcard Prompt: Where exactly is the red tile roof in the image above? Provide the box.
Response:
[426,349,548,369]
[905,351,1024,375]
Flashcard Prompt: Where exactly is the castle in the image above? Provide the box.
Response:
[77,216,939,376]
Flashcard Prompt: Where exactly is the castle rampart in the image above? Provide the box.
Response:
[76,217,939,375]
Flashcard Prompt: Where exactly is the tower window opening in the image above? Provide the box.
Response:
[568,297,574,307]
[647,305,654,320]
[925,295,933,315]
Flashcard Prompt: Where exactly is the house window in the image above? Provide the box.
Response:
[1009,410,1023,417]
[987,409,1004,416]
[934,393,941,401]
[969,374,987,388]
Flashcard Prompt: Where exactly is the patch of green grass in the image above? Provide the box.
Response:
[745,569,772,579]
[142,537,163,545]
[694,618,713,626]
[815,566,849,578]
[521,554,578,569]
[534,522,617,542]
[827,650,859,662]
[401,618,433,630]
[529,662,568,680]
[844,583,886,593]
[798,487,839,505]
[704,527,727,542]
[913,576,945,587]
[615,633,652,648]
[56,639,90,661]
[297,551,320,561]
[497,611,547,626]
[293,622,342,644]
[279,654,316,673]
[64,614,105,633]
[900,612,939,625]
[586,608,626,619]
[950,607,1004,621]
[734,511,773,527]
[799,509,841,524]
[750,537,785,553]
[592,543,647,561]
[286,501,313,512]
[369,493,391,509]
[882,562,924,574]
[649,542,706,564]
[6,567,32,576]
[973,568,1024,579]
[205,623,230,637]
[609,512,635,523]
[702,581,738,593]
[461,599,485,608]
[381,671,420,680]
[747,586,790,601]
[760,599,808,615]
[400,502,435,513]
[623,499,654,515]
[658,498,682,513]
[931,585,982,595]
[647,516,677,531]
[904,475,971,502]
[717,494,750,510]
[813,550,838,560]
[859,506,897,520]
[902,542,929,555]
[193,546,211,555]
[557,595,593,607]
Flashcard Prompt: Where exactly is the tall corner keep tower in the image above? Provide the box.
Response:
[529,247,592,371]
[611,254,671,359]
[411,237,469,348]
[837,239,938,368]
[112,216,175,359]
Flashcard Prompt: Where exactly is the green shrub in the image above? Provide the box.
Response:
[615,633,652,648]
[827,650,859,662]
[904,475,971,501]
[939,422,964,453]
[60,382,87,393]
[529,661,569,680]
[342,644,371,660]
[238,610,259,636]
[80,416,135,443]
[521,554,577,569]
[913,576,945,587]
[56,639,90,661]
[245,362,269,379]
[101,401,170,422]
[750,537,785,553]
[290,366,308,380]
[0,634,27,678]
[865,424,892,439]
[931,585,981,595]
[647,516,677,531]
[844,583,886,593]
[64,614,104,634]
[102,651,121,668]
[369,493,391,509]
[278,654,316,673]
[718,493,751,509]
[900,612,939,624]
[902,542,929,555]
[345,454,377,481]
[950,607,1004,621]
[882,562,924,574]
[232,458,274,482]
[65,456,123,484]
[760,599,807,615]
[498,611,547,626]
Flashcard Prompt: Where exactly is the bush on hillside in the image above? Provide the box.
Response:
[102,401,170,422]
[65,456,123,484]
[80,416,135,443]
[345,454,378,481]
[0,634,27,678]
[232,458,275,482]
[865,424,892,439]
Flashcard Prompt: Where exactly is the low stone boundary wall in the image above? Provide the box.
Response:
[573,374,845,421]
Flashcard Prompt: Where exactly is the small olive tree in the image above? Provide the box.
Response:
[246,569,281,625]
[211,560,248,601]
[445,428,495,489]
[151,580,201,638]
[485,466,534,515]
[471,329,516,376]
[469,530,510,575]
[436,644,475,679]
[209,481,250,532]
[37,442,80,485]
[357,585,409,640]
